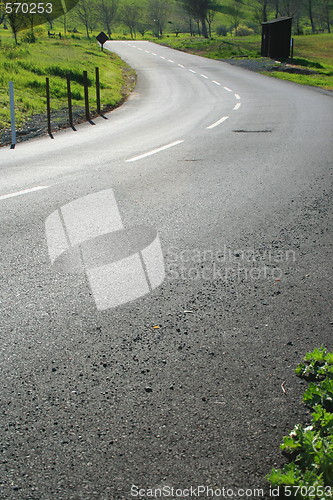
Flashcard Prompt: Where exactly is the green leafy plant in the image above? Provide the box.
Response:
[267,348,333,499]
[295,347,333,381]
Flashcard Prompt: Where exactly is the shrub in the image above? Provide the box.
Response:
[22,31,36,43]
[267,347,333,498]
[233,25,255,37]
[216,25,229,37]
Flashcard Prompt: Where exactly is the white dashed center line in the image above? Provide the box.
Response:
[206,116,229,130]
[126,140,184,162]
[0,185,49,201]
[126,44,242,126]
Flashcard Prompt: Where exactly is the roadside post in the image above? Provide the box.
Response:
[66,75,75,130]
[83,70,91,123]
[290,37,294,59]
[9,81,16,149]
[95,67,101,115]
[46,77,53,139]
[96,31,108,52]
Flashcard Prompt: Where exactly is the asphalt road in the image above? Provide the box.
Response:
[0,41,332,500]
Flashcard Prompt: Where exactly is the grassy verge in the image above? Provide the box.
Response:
[263,34,333,90]
[262,70,333,90]
[267,348,333,498]
[155,33,333,90]
[0,28,136,131]
[155,34,261,59]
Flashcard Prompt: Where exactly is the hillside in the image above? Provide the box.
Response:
[0,28,135,144]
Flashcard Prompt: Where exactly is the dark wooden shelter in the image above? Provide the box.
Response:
[261,17,293,59]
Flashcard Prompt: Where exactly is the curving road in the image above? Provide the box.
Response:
[1,41,333,499]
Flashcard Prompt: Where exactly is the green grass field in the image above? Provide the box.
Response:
[155,33,261,58]
[264,34,333,90]
[0,27,135,130]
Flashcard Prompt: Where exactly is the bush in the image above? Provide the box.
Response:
[22,31,36,43]
[216,25,229,37]
[267,348,333,498]
[233,25,255,37]
[246,21,261,34]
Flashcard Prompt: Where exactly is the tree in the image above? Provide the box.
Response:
[279,0,302,17]
[229,0,242,35]
[183,12,195,35]
[44,12,55,30]
[137,21,150,37]
[96,0,118,38]
[318,0,332,32]
[7,11,26,44]
[205,9,215,37]
[121,3,141,39]
[305,0,316,32]
[179,0,212,38]
[0,2,6,26]
[251,0,270,23]
[147,0,169,37]
[73,0,95,37]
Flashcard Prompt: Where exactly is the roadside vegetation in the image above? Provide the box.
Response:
[0,28,135,130]
[267,348,333,498]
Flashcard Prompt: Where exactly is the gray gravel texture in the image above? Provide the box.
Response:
[0,105,112,147]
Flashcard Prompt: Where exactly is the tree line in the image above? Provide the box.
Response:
[1,0,332,42]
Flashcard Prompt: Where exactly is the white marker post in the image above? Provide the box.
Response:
[9,81,16,149]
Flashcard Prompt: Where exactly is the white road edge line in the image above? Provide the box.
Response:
[126,140,185,163]
[212,80,221,85]
[233,102,241,110]
[224,87,232,92]
[235,94,241,99]
[206,116,229,130]
[0,185,49,201]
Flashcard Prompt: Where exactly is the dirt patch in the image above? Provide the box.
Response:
[222,57,282,72]
[222,57,321,75]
